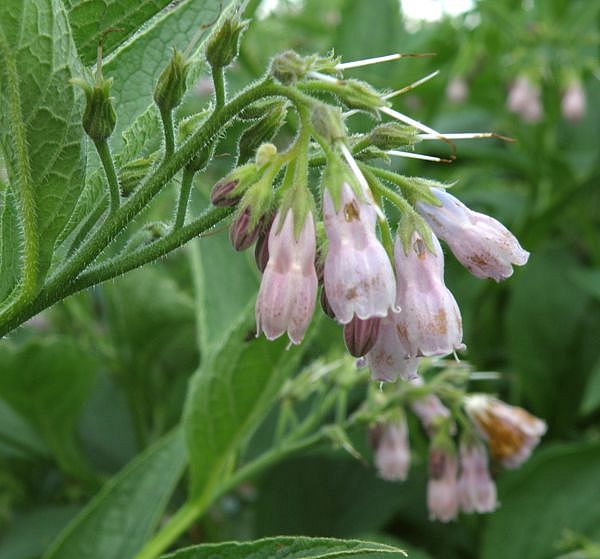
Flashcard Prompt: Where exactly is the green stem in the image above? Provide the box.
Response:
[94,140,120,216]
[67,195,108,256]
[212,65,226,109]
[174,167,195,229]
[160,108,175,158]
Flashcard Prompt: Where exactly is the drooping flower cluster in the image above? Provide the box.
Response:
[209,49,546,522]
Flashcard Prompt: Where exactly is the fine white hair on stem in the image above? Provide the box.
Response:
[339,142,385,219]
[383,70,441,100]
[387,150,452,163]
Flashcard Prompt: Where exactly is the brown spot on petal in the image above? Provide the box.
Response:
[344,201,360,222]
[345,287,358,300]
[431,309,447,335]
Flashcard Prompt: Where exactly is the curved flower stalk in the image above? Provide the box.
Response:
[394,232,464,357]
[464,394,547,469]
[323,182,397,324]
[416,187,529,281]
[255,209,318,345]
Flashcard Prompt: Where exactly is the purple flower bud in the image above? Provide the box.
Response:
[561,81,586,122]
[394,233,464,357]
[507,76,543,123]
[254,229,270,273]
[320,288,335,319]
[365,312,419,382]
[371,419,410,482]
[416,188,529,282]
[211,179,242,207]
[427,445,459,522]
[323,183,397,324]
[458,440,498,514]
[343,315,381,357]
[230,207,262,251]
[255,209,318,344]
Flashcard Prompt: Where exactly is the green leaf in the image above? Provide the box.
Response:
[184,313,313,499]
[0,186,20,302]
[0,505,80,559]
[103,0,237,150]
[189,232,260,356]
[44,429,187,559]
[481,443,600,559]
[579,355,600,416]
[65,0,173,65]
[0,396,48,459]
[0,0,86,286]
[0,337,98,476]
[160,536,405,559]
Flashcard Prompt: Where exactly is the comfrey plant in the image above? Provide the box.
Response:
[0,4,546,556]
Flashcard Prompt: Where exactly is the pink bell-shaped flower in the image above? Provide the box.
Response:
[427,443,459,522]
[417,188,529,281]
[507,75,543,123]
[561,81,586,122]
[458,439,498,514]
[365,311,419,382]
[255,209,318,344]
[394,233,464,357]
[323,183,397,324]
[371,417,411,482]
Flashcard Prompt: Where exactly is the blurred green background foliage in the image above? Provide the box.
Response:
[1,1,599,558]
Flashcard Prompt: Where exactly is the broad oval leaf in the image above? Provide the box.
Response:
[161,536,406,559]
[65,0,173,65]
[0,0,86,291]
[481,442,600,559]
[44,429,187,559]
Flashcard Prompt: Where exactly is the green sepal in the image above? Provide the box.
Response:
[396,211,435,256]
[153,47,190,113]
[206,15,249,69]
[333,79,386,114]
[118,154,157,197]
[311,103,346,143]
[269,50,340,85]
[71,74,116,142]
[368,122,419,150]
[238,99,287,121]
[238,101,289,162]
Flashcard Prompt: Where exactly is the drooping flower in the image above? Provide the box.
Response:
[464,394,547,469]
[343,315,381,357]
[255,209,318,344]
[561,81,586,122]
[446,77,468,104]
[394,232,464,357]
[416,187,529,281]
[427,443,459,522]
[458,439,498,514]
[371,417,411,482]
[323,182,397,324]
[507,75,543,123]
[365,312,419,382]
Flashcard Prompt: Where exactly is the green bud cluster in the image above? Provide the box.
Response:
[238,101,289,162]
[270,50,339,84]
[368,122,419,150]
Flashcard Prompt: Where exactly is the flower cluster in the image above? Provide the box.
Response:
[209,49,546,521]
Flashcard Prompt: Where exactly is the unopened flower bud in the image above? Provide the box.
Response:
[370,418,410,482]
[206,15,248,69]
[270,50,309,85]
[230,207,264,251]
[154,48,189,114]
[561,81,586,122]
[211,164,260,207]
[254,215,274,273]
[334,79,385,113]
[255,143,278,167]
[238,99,287,121]
[367,123,418,151]
[311,104,346,143]
[238,102,288,162]
[71,74,116,142]
[343,316,381,357]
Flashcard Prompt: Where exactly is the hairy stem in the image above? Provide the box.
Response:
[160,108,175,158]
[94,140,121,216]
[174,166,195,230]
[212,65,226,109]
